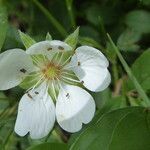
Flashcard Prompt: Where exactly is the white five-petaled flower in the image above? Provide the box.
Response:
[0,40,111,139]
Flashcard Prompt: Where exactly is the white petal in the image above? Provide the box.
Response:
[75,67,110,92]
[15,83,55,139]
[50,40,72,51]
[26,40,72,59]
[0,49,35,90]
[56,85,95,133]
[75,46,109,67]
[68,46,111,92]
[98,71,111,91]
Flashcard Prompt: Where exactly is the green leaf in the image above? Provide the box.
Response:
[80,26,99,40]
[93,89,111,109]
[27,143,68,150]
[86,4,118,26]
[141,0,150,7]
[105,96,127,110]
[2,26,23,50]
[64,27,79,49]
[125,10,150,34]
[117,29,141,52]
[131,49,150,91]
[79,37,103,50]
[0,6,8,51]
[19,30,36,49]
[70,107,150,150]
[46,32,52,41]
[93,89,127,110]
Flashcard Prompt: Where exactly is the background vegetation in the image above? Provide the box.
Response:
[0,0,150,149]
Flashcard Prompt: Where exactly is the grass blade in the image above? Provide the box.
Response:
[107,34,150,106]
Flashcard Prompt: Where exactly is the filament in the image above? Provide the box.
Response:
[60,55,72,67]
[61,76,80,83]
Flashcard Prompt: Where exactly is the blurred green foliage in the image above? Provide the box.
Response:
[0,0,150,149]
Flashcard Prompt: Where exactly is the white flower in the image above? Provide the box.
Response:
[0,40,111,139]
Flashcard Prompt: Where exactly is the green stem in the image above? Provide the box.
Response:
[32,0,67,38]
[107,34,150,106]
[98,16,107,43]
[45,128,63,142]
[65,0,76,28]
[112,61,119,84]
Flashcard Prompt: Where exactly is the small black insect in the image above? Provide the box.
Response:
[20,68,27,73]
[58,46,64,50]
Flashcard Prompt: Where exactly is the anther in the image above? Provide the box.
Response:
[77,61,81,66]
[81,80,84,84]
[35,91,39,94]
[47,47,52,51]
[20,68,27,73]
[66,93,70,98]
[27,93,33,99]
[54,77,58,80]
[58,46,64,50]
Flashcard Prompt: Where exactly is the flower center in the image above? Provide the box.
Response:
[42,63,61,80]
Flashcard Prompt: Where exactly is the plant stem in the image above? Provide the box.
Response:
[107,34,150,106]
[65,0,76,28]
[32,0,68,38]
[112,61,119,84]
[98,16,107,43]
